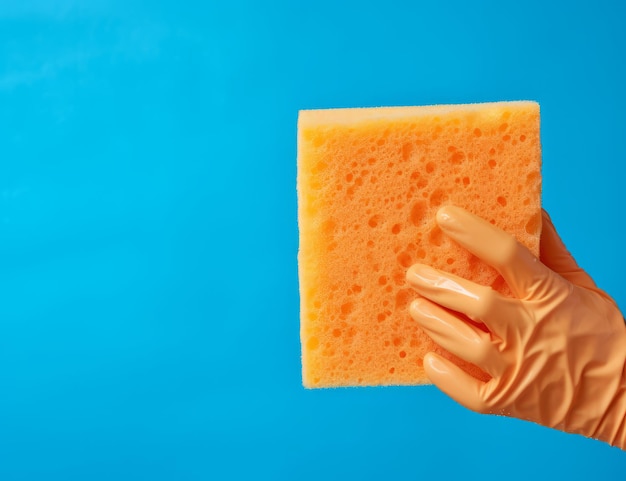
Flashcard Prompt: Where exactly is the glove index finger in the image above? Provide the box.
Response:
[436,206,550,300]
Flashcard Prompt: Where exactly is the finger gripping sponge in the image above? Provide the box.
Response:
[297,101,542,388]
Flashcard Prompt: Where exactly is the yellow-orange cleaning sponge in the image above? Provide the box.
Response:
[298,101,542,388]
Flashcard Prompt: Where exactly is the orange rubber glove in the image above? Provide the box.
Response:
[406,206,626,449]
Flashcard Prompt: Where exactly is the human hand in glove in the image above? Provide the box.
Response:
[406,206,626,449]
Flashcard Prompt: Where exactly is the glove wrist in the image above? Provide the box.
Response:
[599,363,626,449]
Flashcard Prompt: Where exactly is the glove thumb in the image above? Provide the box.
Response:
[540,210,597,291]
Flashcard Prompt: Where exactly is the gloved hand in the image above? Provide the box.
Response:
[406,205,626,449]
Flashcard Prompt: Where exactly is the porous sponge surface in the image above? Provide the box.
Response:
[298,101,541,388]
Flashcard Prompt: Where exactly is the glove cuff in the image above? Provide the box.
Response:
[593,362,626,449]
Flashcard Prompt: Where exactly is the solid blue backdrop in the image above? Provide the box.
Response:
[1,1,625,479]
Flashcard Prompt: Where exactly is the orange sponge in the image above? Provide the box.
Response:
[298,101,542,388]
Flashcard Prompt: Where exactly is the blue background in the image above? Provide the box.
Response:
[1,1,625,479]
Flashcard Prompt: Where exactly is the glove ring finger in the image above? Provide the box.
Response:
[410,297,505,379]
